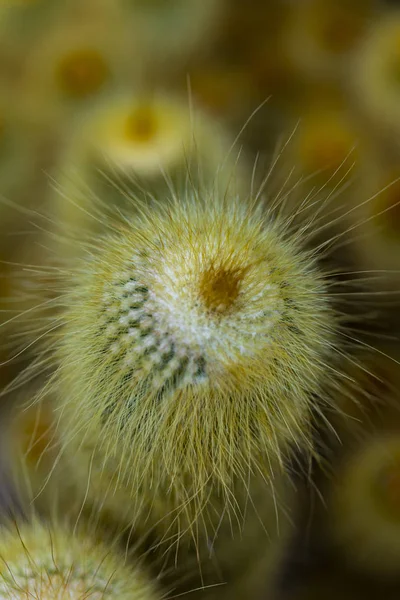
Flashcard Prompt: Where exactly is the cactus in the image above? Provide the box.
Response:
[33,185,339,581]
[0,518,161,599]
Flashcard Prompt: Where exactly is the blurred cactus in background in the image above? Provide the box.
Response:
[1,1,400,599]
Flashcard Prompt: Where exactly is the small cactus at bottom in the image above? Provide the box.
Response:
[0,518,161,599]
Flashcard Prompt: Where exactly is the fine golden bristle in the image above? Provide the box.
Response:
[348,158,400,286]
[9,388,293,599]
[373,176,400,240]
[48,92,250,268]
[295,110,356,175]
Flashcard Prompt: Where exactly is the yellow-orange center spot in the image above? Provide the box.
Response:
[124,105,159,144]
[56,49,109,98]
[199,265,243,314]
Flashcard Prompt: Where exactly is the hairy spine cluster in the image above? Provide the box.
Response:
[50,191,337,559]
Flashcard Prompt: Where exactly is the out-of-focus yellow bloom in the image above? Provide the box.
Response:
[329,428,400,576]
[350,159,400,286]
[16,2,133,133]
[285,0,378,80]
[88,94,195,176]
[292,107,358,179]
[49,92,249,259]
[276,95,362,230]
[353,11,400,140]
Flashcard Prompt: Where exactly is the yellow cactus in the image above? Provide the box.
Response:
[36,186,338,569]
[0,519,160,599]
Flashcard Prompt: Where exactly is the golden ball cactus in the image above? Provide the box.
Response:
[40,187,339,562]
[0,518,161,599]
